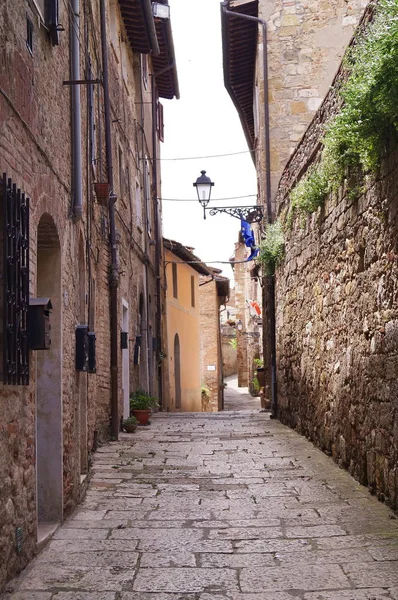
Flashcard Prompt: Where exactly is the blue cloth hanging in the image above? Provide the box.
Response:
[241,219,259,261]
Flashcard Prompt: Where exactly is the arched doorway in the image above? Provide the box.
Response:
[174,333,181,410]
[36,213,62,530]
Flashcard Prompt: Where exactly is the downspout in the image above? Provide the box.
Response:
[151,60,178,407]
[70,0,82,220]
[142,0,160,56]
[222,3,277,415]
[151,78,162,407]
[99,0,119,439]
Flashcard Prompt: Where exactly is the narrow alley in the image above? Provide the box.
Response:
[3,384,398,599]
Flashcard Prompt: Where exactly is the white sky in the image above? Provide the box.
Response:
[160,0,257,280]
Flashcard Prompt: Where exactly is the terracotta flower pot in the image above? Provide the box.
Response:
[94,182,110,206]
[132,409,151,426]
[256,367,265,388]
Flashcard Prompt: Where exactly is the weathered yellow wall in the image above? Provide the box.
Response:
[164,249,201,412]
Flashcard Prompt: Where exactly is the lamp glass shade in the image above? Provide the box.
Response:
[153,3,170,18]
[193,170,214,206]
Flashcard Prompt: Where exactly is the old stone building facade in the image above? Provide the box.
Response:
[221,0,366,405]
[0,0,178,590]
[230,233,263,394]
[199,271,229,412]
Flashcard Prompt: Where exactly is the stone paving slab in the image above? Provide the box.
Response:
[3,399,398,599]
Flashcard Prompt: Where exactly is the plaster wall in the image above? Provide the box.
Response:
[164,250,201,412]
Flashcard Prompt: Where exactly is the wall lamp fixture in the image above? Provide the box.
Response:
[152,2,170,19]
[236,319,260,338]
[193,170,264,223]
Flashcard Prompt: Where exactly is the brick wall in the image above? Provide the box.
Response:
[199,278,224,412]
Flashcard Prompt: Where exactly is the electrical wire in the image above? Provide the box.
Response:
[166,259,256,265]
[161,194,258,202]
[159,150,254,161]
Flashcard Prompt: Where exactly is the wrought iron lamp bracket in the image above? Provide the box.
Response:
[206,205,264,223]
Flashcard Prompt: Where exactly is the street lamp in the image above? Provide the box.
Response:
[193,170,264,223]
[152,2,170,19]
[193,170,214,219]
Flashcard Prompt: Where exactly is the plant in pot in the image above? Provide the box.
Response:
[130,389,158,425]
[254,358,265,388]
[122,415,138,433]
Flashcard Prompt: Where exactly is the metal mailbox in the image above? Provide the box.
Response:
[75,325,89,371]
[28,298,52,350]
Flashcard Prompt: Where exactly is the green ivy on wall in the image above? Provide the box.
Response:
[286,0,398,226]
[258,222,285,275]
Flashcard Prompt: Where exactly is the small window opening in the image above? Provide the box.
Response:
[191,275,195,307]
[172,263,178,299]
[26,16,33,55]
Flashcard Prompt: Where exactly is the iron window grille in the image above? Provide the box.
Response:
[1,174,30,385]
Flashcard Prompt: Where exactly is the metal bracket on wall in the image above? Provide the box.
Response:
[206,205,264,223]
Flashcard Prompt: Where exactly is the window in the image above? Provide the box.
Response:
[118,146,124,199]
[109,0,120,59]
[144,158,152,236]
[191,275,195,307]
[172,263,178,299]
[87,57,96,168]
[32,0,60,46]
[141,54,148,89]
[26,16,33,55]
[135,180,142,229]
[1,174,30,385]
[157,100,164,142]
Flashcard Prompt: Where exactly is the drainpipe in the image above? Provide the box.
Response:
[151,60,178,408]
[151,78,162,407]
[221,3,277,415]
[70,0,82,220]
[99,0,119,439]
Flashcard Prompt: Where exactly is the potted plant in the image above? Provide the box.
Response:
[254,358,265,388]
[130,389,158,425]
[122,416,138,433]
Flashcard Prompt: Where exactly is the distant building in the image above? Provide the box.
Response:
[163,239,229,412]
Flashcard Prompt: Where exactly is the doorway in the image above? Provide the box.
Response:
[122,300,130,419]
[78,234,88,475]
[174,333,181,410]
[36,214,62,536]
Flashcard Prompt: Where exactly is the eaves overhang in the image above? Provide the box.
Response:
[164,238,212,276]
[153,15,180,99]
[221,0,258,161]
[118,0,179,99]
[118,0,160,55]
[215,276,230,299]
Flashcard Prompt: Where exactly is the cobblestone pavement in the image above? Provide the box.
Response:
[3,393,398,599]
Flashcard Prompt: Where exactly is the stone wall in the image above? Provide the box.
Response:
[200,278,223,412]
[257,0,367,210]
[222,327,237,378]
[274,5,398,508]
